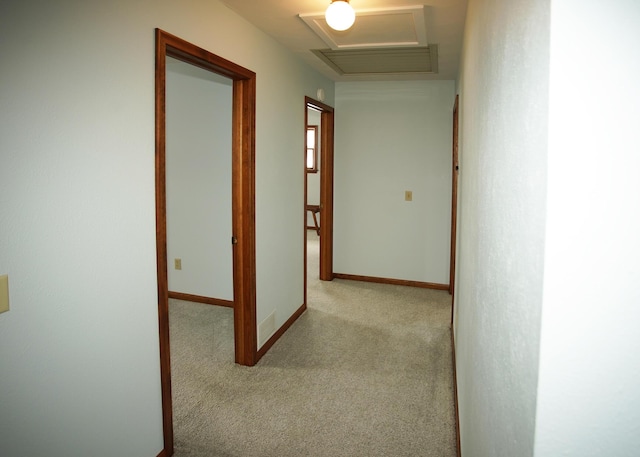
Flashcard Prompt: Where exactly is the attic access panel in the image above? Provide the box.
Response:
[312,45,438,76]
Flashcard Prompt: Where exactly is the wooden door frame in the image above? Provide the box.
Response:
[155,28,257,456]
[449,95,459,321]
[304,97,334,294]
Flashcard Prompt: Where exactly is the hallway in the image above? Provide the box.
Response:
[169,232,456,456]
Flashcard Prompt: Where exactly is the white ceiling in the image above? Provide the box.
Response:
[220,0,468,82]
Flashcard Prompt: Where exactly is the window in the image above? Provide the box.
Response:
[306,125,318,173]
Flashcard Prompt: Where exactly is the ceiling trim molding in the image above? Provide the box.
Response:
[299,5,428,50]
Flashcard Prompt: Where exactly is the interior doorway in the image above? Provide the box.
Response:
[304,97,335,305]
[155,29,257,455]
[165,56,234,306]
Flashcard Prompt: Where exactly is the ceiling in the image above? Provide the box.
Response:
[220,0,469,82]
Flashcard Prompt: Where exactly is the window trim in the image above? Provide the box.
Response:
[306,125,318,173]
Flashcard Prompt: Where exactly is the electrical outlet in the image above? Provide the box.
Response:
[174,259,182,270]
[405,190,413,201]
[0,275,9,314]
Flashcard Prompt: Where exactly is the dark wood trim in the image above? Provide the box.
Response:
[154,29,173,456]
[450,95,461,456]
[256,303,307,359]
[319,107,334,281]
[451,329,461,457]
[163,38,255,80]
[309,97,335,283]
[156,450,167,457]
[304,106,309,308]
[168,291,234,308]
[155,28,257,456]
[450,95,459,319]
[333,273,449,290]
[230,64,257,367]
[306,97,334,113]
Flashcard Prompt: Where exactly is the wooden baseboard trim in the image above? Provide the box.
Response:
[168,291,234,308]
[256,303,307,360]
[333,273,449,290]
[156,449,167,457]
[451,330,461,457]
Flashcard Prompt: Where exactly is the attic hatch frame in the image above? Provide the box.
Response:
[154,28,257,455]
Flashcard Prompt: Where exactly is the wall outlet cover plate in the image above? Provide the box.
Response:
[0,275,9,314]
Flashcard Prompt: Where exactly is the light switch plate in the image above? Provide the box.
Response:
[0,275,9,314]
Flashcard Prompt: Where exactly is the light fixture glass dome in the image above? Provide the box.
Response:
[325,0,356,31]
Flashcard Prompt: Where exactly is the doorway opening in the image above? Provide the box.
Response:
[304,97,335,306]
[155,29,257,455]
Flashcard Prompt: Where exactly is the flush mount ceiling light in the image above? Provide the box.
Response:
[325,0,356,31]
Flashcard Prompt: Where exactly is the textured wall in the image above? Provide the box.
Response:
[534,0,640,455]
[454,0,550,455]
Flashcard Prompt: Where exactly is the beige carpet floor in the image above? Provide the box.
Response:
[170,232,456,456]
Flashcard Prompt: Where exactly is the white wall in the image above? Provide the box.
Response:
[0,1,334,455]
[455,0,640,456]
[166,58,233,300]
[534,1,640,455]
[334,81,454,284]
[454,0,550,455]
[306,109,321,227]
